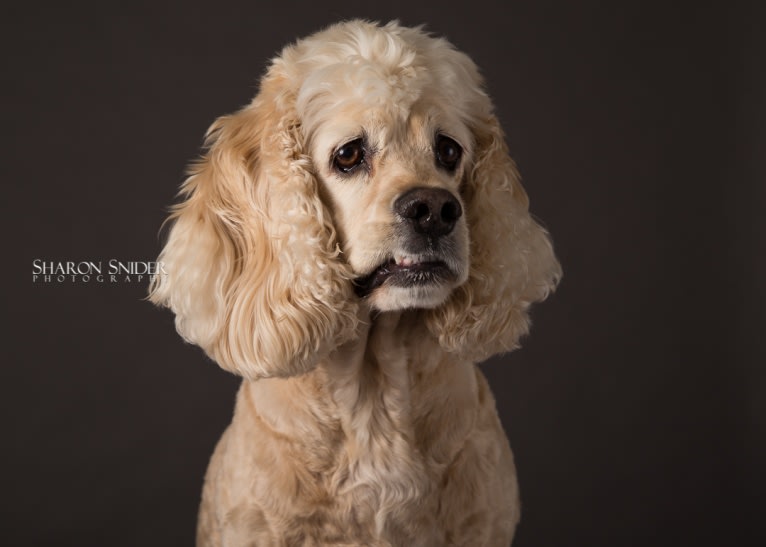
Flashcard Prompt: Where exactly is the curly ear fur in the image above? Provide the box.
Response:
[426,115,562,361]
[150,69,359,380]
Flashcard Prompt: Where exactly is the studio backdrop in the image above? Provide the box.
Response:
[3,2,763,546]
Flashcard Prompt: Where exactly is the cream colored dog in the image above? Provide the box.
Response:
[151,20,560,546]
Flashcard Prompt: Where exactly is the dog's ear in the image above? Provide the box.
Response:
[149,69,359,380]
[426,115,561,361]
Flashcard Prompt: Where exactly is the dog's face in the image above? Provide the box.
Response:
[150,20,561,379]
[289,25,490,312]
[306,96,472,311]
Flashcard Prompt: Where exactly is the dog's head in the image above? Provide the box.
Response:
[150,20,561,379]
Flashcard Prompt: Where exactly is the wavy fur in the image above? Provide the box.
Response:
[150,72,359,379]
[427,115,561,360]
[151,20,560,546]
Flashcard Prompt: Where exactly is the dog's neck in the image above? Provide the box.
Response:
[244,308,478,467]
[321,310,436,454]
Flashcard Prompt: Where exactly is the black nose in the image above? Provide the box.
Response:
[394,187,462,238]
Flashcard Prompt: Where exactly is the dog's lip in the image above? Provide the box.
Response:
[353,256,452,297]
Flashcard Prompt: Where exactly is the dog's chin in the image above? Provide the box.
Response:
[354,259,464,311]
[367,283,455,312]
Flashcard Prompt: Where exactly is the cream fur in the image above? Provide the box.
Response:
[150,20,561,546]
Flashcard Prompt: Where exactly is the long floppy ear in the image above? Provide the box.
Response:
[149,68,359,380]
[426,115,561,361]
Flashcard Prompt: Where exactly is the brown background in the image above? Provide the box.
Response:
[3,1,764,545]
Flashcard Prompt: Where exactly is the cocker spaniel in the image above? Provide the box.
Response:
[151,20,560,546]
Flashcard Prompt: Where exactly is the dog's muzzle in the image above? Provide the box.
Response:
[353,187,463,298]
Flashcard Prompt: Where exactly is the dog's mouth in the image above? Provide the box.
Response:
[353,256,454,298]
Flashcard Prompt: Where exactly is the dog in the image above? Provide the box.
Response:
[150,20,560,546]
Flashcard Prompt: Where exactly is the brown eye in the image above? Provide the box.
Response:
[435,134,462,172]
[333,139,365,173]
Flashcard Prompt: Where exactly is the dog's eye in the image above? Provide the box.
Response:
[333,139,365,173]
[435,135,462,172]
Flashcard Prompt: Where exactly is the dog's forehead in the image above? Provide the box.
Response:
[296,62,434,141]
[292,57,476,159]
[281,25,484,152]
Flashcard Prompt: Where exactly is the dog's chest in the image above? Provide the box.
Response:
[280,454,440,546]
[216,322,481,544]
[222,392,449,546]
[276,375,449,541]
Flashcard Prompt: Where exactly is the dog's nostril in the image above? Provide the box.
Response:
[441,201,461,223]
[415,203,430,219]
